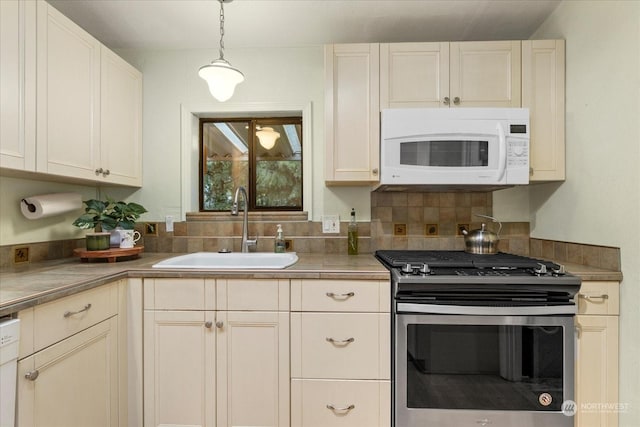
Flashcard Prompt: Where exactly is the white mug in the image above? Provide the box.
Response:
[119,229,141,248]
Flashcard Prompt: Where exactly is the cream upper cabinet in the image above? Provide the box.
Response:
[100,46,143,186]
[380,41,521,109]
[325,43,380,184]
[380,42,449,108]
[34,1,142,186]
[575,281,620,427]
[0,0,36,171]
[522,39,566,181]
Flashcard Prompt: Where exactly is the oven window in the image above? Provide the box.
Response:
[400,140,489,167]
[405,324,564,411]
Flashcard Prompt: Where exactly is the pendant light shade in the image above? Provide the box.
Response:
[199,0,243,102]
[198,59,244,102]
[256,127,280,150]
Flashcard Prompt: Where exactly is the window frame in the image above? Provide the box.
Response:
[199,116,303,212]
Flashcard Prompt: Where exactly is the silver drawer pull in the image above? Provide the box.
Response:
[326,337,355,345]
[326,404,355,413]
[326,292,355,299]
[25,370,39,381]
[63,303,92,318]
[579,294,609,301]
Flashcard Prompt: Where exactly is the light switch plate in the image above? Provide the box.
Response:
[322,215,340,234]
[165,215,174,232]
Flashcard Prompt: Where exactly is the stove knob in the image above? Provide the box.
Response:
[419,264,431,275]
[533,263,548,275]
[552,264,566,276]
[401,263,414,274]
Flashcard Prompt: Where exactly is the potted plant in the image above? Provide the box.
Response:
[73,198,147,250]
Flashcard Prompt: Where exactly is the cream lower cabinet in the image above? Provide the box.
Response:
[16,282,121,427]
[143,278,289,427]
[291,279,390,427]
[575,281,620,427]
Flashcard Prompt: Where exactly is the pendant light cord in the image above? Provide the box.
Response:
[219,0,226,60]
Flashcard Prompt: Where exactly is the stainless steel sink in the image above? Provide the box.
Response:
[152,252,299,270]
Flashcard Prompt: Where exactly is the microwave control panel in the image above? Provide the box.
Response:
[507,139,529,167]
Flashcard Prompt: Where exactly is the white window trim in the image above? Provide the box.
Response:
[180,101,313,221]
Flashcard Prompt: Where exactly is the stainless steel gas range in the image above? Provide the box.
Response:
[375,250,581,427]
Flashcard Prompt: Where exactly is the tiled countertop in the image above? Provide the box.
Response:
[0,252,622,317]
[0,252,389,316]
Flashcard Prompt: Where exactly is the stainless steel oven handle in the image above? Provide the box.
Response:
[396,302,576,316]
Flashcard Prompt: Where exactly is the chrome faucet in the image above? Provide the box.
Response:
[231,186,257,253]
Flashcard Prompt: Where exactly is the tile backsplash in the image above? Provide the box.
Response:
[0,191,621,272]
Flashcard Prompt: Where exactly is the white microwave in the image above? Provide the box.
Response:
[380,108,529,188]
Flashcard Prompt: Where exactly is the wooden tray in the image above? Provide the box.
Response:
[74,246,144,263]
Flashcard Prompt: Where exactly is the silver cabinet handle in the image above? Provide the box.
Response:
[579,294,609,301]
[443,96,450,105]
[63,303,92,318]
[326,404,355,413]
[326,292,355,299]
[453,96,460,105]
[25,370,39,381]
[95,168,103,175]
[326,337,355,345]
[102,169,110,177]
[205,321,213,329]
[216,321,224,329]
[372,168,379,176]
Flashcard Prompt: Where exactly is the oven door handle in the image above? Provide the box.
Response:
[396,302,576,316]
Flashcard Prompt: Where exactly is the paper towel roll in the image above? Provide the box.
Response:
[20,193,83,220]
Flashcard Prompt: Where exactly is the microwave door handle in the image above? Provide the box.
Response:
[496,123,507,181]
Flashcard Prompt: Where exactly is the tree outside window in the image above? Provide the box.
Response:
[200,117,302,211]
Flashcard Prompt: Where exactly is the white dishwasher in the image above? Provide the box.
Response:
[0,318,20,427]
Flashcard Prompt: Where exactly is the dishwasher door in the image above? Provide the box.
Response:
[0,318,20,427]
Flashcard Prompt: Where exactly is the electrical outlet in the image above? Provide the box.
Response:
[165,215,174,232]
[145,222,158,236]
[457,223,469,236]
[285,239,293,251]
[394,224,407,236]
[14,247,29,263]
[322,215,340,233]
[425,224,439,236]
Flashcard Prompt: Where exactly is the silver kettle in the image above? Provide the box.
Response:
[461,214,502,254]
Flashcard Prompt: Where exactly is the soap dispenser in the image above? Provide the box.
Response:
[274,224,286,253]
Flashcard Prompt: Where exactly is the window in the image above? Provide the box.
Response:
[199,117,303,211]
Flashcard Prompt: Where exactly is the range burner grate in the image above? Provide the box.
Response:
[375,250,560,270]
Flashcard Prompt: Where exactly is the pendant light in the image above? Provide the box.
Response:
[198,0,244,102]
[256,127,280,150]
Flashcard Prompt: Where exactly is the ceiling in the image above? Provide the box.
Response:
[47,0,561,51]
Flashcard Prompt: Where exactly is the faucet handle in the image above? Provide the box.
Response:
[247,235,258,247]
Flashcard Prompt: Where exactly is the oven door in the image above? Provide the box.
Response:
[395,312,575,427]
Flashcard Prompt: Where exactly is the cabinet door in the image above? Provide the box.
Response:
[100,46,143,186]
[450,41,521,107]
[35,1,101,180]
[523,40,566,182]
[325,43,380,184]
[380,42,449,108]
[17,317,118,427]
[575,315,619,427]
[216,311,289,427]
[143,310,216,427]
[0,0,36,171]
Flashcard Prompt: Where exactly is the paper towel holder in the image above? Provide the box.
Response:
[21,199,37,213]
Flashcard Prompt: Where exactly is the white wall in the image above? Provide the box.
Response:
[529,2,640,424]
[116,46,373,224]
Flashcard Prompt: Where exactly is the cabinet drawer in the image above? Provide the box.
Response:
[33,283,117,353]
[144,278,215,310]
[291,312,390,380]
[217,279,289,311]
[291,379,390,427]
[577,281,619,315]
[291,280,389,312]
